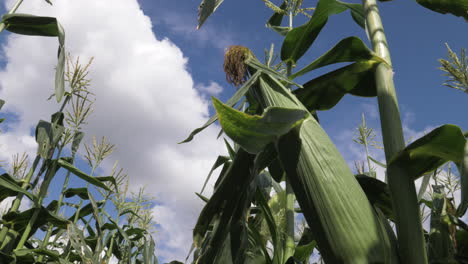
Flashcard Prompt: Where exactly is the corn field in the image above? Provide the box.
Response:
[0,0,467,263]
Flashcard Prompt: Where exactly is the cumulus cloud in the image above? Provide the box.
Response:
[0,0,225,261]
[196,81,223,95]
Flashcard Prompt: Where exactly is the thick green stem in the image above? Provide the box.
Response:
[283,11,296,260]
[0,0,24,33]
[362,0,427,262]
[284,60,296,262]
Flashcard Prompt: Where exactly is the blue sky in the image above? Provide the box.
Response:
[0,0,466,263]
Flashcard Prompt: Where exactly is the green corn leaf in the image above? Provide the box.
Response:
[224,138,236,159]
[294,227,315,263]
[355,174,394,220]
[197,0,224,29]
[280,0,348,63]
[212,97,308,154]
[71,131,84,156]
[290,36,381,79]
[2,206,69,233]
[2,14,66,102]
[427,185,457,262]
[57,158,112,191]
[180,71,261,143]
[0,173,37,203]
[416,0,468,21]
[369,156,387,168]
[266,0,287,27]
[35,120,65,159]
[417,173,433,201]
[255,189,283,264]
[196,192,210,203]
[200,155,230,194]
[67,201,104,222]
[388,124,466,179]
[294,61,379,111]
[459,140,468,216]
[63,187,89,199]
[193,149,255,248]
[337,1,366,28]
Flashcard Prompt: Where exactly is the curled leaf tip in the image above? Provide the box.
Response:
[223,45,254,87]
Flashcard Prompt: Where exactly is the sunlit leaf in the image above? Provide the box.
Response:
[212,97,308,154]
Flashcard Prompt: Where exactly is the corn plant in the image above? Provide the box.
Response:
[181,0,468,263]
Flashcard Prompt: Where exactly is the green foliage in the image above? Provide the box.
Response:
[188,0,468,263]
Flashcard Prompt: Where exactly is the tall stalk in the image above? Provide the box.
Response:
[283,10,296,263]
[362,0,427,262]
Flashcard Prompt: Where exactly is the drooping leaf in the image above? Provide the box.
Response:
[2,206,69,235]
[212,97,309,154]
[57,158,112,191]
[63,187,89,200]
[197,0,224,29]
[290,36,381,79]
[294,61,379,111]
[281,0,351,63]
[337,1,366,28]
[180,71,262,143]
[416,0,468,21]
[266,0,287,27]
[2,14,66,102]
[389,124,466,180]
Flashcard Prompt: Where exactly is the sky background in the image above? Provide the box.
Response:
[0,0,466,263]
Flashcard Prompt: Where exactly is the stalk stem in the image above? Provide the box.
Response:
[362,0,427,262]
[283,11,296,261]
[0,0,24,33]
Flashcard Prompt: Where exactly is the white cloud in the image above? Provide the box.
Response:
[196,81,223,95]
[0,0,225,261]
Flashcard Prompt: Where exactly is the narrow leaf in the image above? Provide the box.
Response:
[389,124,466,179]
[290,36,380,79]
[57,158,111,191]
[197,0,224,29]
[294,61,379,111]
[2,14,66,102]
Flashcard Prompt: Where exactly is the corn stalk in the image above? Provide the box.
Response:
[362,0,427,262]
